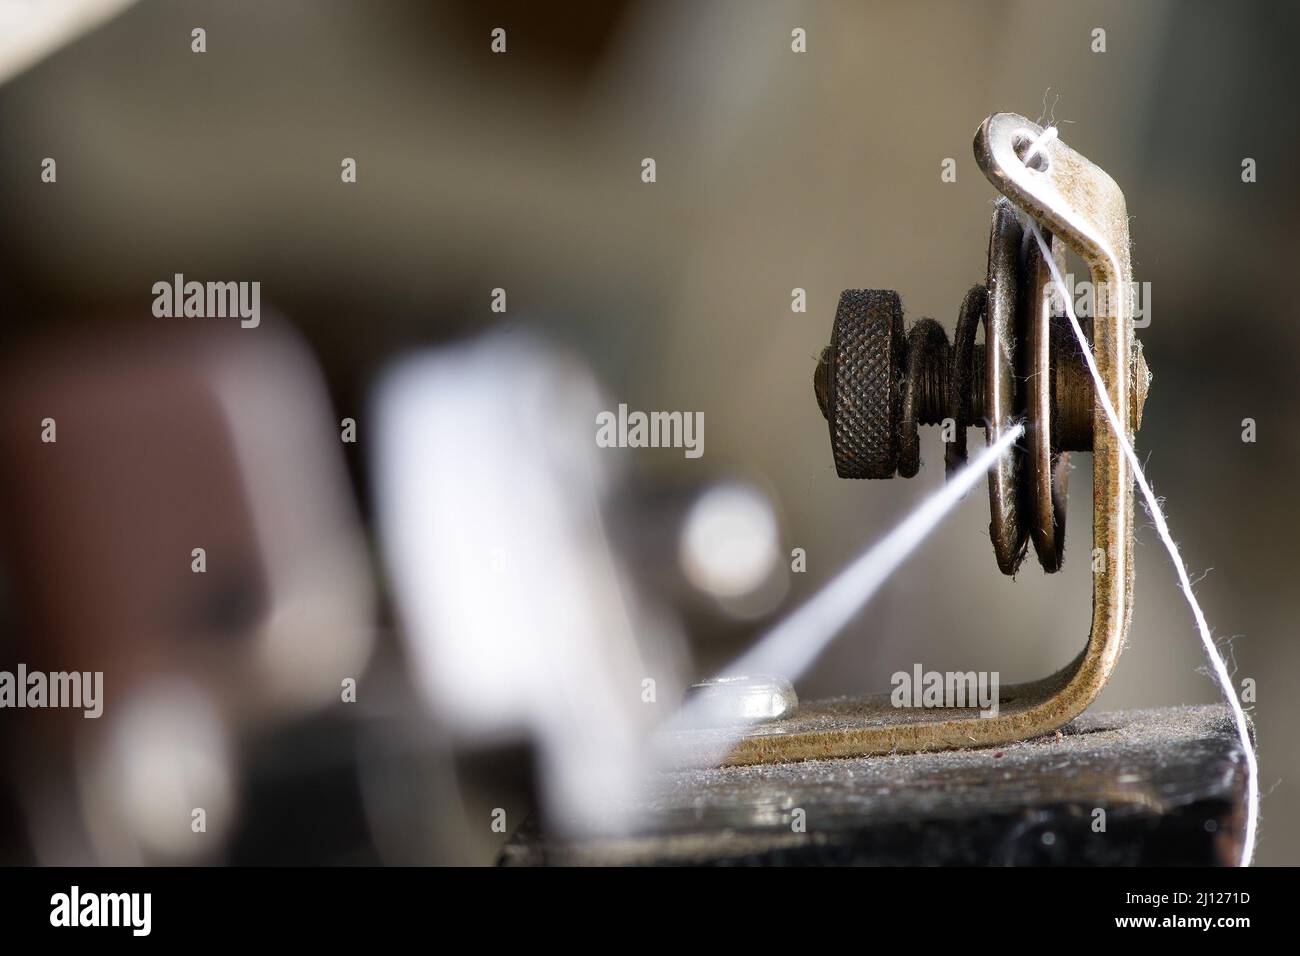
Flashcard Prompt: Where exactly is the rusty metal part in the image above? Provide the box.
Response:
[675,113,1149,767]
[812,196,1147,578]
[983,199,1030,573]
[814,197,1070,575]
[1022,227,1069,572]
[945,285,986,474]
[822,290,905,478]
[898,318,950,478]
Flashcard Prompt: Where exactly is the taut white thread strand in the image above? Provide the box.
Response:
[669,423,1024,735]
[1017,142,1258,864]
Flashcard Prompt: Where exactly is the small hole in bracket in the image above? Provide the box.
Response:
[1013,133,1050,172]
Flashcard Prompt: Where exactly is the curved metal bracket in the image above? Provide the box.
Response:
[663,113,1137,767]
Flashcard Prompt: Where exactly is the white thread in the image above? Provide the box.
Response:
[1020,125,1058,168]
[1017,141,1259,864]
[670,423,1024,735]
[1017,127,1058,258]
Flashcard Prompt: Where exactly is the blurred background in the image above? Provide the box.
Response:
[0,0,1296,864]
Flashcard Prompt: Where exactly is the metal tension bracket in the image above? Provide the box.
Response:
[672,112,1149,767]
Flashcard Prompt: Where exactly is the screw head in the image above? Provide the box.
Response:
[817,289,906,479]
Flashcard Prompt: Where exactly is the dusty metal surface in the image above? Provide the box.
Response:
[503,705,1251,866]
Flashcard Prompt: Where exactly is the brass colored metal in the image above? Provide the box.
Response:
[670,114,1147,768]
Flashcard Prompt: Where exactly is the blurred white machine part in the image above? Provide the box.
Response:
[0,0,137,85]
[680,483,779,599]
[374,332,683,835]
[77,678,235,865]
[678,481,788,619]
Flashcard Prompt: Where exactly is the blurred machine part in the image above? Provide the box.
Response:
[678,482,787,618]
[373,331,686,837]
[0,0,137,85]
[0,321,375,863]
